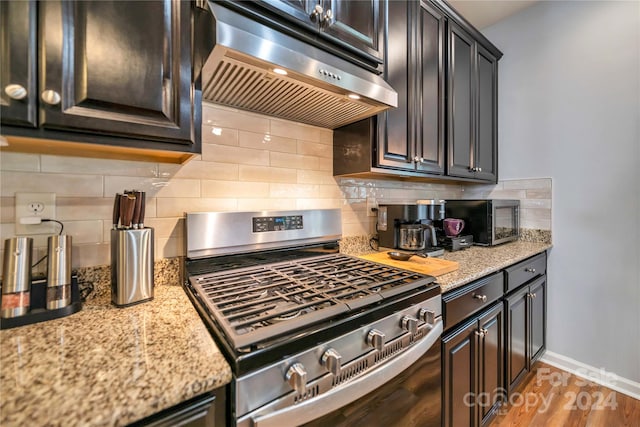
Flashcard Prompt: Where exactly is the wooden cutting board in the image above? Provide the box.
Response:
[358,252,459,276]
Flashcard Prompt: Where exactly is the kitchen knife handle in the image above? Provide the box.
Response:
[119,194,128,229]
[112,193,121,229]
[121,194,136,229]
[139,192,146,228]
[131,191,142,228]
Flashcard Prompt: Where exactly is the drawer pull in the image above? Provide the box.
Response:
[529,292,537,299]
[473,294,487,302]
[525,268,536,273]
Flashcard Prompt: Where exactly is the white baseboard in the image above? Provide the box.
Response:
[541,351,640,401]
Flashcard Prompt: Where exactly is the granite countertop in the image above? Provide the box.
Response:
[436,241,552,292]
[0,285,232,427]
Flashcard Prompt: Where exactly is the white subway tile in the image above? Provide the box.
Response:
[1,197,15,223]
[0,223,16,241]
[158,160,239,181]
[202,180,269,198]
[270,152,320,170]
[41,156,158,176]
[270,118,324,142]
[238,165,297,183]
[0,152,40,172]
[236,198,297,211]
[296,199,342,210]
[72,243,110,269]
[104,176,200,198]
[520,199,551,209]
[143,217,184,239]
[239,131,297,153]
[502,178,551,190]
[57,197,113,221]
[202,103,270,134]
[64,220,104,244]
[297,170,336,185]
[156,198,237,218]
[526,189,552,199]
[1,171,103,197]
[297,140,332,158]
[156,236,185,259]
[202,144,270,166]
[201,125,238,146]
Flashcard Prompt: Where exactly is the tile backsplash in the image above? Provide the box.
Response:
[0,103,551,270]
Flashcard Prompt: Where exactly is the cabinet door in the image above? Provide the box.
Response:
[529,277,546,363]
[477,303,503,426]
[0,0,38,127]
[506,286,529,393]
[447,22,475,179]
[443,319,478,427]
[321,0,384,63]
[474,45,498,182]
[39,0,196,145]
[415,1,445,174]
[376,0,413,171]
[258,0,318,32]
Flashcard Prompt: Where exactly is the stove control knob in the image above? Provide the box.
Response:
[285,363,307,393]
[321,348,342,376]
[402,316,419,334]
[419,309,436,327]
[367,329,385,352]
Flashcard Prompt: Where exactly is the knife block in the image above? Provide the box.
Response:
[111,228,154,307]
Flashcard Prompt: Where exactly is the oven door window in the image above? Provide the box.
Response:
[494,206,519,242]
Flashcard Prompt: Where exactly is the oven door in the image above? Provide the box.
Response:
[491,200,520,245]
[247,320,442,427]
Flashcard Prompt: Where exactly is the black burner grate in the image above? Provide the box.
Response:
[189,253,433,349]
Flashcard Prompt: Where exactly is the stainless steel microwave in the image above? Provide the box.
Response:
[445,200,520,246]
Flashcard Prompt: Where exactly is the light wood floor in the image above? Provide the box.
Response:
[490,362,640,427]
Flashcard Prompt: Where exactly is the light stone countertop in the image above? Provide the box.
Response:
[436,241,552,292]
[0,285,232,427]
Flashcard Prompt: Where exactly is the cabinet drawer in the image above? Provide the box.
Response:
[443,271,504,330]
[505,252,546,293]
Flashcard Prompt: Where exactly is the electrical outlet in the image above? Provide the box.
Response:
[366,196,378,217]
[15,192,57,235]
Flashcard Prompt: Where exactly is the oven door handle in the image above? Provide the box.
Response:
[250,319,443,427]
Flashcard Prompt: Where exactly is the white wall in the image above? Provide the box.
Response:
[484,1,640,382]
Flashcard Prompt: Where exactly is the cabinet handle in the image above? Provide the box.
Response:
[531,293,537,299]
[477,167,482,172]
[414,156,425,163]
[525,268,536,273]
[475,329,485,337]
[473,294,487,302]
[309,4,323,21]
[41,90,61,105]
[322,8,332,23]
[4,84,27,100]
[482,328,488,336]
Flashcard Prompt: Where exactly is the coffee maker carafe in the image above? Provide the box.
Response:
[377,200,446,256]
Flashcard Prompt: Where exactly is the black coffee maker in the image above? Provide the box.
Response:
[377,200,446,256]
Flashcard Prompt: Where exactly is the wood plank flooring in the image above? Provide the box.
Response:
[490,362,640,427]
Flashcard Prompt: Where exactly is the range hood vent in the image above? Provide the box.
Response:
[201,3,397,129]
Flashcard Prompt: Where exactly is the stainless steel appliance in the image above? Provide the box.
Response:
[376,200,446,257]
[198,2,397,129]
[445,199,520,246]
[1,237,33,318]
[184,209,442,427]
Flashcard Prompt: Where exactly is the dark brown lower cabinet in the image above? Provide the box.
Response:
[505,275,547,393]
[443,302,503,427]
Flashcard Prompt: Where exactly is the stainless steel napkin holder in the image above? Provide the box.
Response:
[111,228,154,307]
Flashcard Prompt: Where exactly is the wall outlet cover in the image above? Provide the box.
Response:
[15,192,57,235]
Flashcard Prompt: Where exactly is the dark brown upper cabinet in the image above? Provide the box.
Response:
[0,1,38,128]
[1,0,208,163]
[246,0,385,69]
[447,21,499,182]
[333,0,501,183]
[334,0,445,178]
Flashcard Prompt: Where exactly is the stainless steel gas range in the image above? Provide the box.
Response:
[184,209,443,427]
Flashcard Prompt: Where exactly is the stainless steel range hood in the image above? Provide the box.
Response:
[201,2,397,129]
